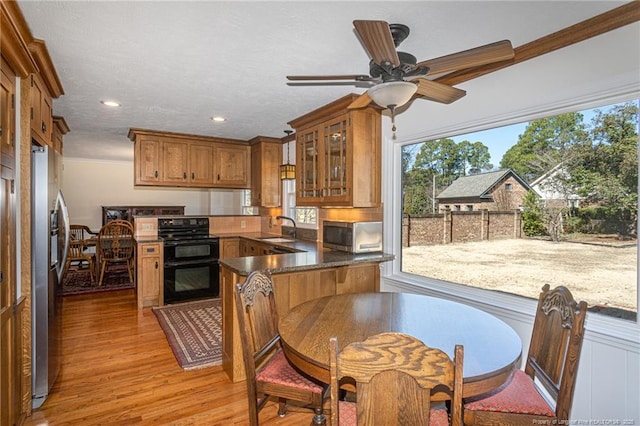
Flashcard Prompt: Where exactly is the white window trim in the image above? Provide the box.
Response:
[381,88,640,342]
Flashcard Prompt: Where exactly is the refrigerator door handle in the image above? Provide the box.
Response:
[55,190,70,283]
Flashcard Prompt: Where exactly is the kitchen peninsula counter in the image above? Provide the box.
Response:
[218,236,394,275]
[219,237,394,382]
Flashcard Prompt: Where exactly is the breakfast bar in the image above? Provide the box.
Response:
[219,247,394,382]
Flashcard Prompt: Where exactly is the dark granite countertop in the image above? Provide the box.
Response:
[217,233,394,276]
[134,236,164,243]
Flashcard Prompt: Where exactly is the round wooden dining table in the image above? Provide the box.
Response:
[278,292,522,398]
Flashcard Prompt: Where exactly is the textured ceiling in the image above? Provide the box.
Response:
[16,1,639,162]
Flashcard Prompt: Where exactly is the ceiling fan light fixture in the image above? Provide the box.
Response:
[367,81,417,109]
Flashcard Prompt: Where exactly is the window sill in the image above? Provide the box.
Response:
[382,271,640,349]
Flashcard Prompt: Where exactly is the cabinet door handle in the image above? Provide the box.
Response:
[183,172,187,179]
[217,174,220,181]
[191,172,195,179]
[42,121,46,133]
[155,261,158,269]
[154,170,158,178]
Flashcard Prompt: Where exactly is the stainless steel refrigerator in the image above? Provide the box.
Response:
[31,145,69,408]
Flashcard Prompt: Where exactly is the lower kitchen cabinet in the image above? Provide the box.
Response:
[220,238,240,259]
[136,242,163,308]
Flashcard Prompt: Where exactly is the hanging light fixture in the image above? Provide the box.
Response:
[367,81,418,132]
[367,81,417,109]
[280,130,296,180]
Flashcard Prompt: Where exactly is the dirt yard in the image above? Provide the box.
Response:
[401,237,637,319]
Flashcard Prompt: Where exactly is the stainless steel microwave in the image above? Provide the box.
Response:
[322,221,383,253]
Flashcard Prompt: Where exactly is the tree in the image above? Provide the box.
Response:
[521,190,547,237]
[500,112,587,182]
[570,102,638,234]
[458,140,493,175]
[402,138,492,215]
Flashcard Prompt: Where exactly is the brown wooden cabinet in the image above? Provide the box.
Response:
[0,58,16,168]
[249,136,282,207]
[129,128,250,189]
[135,136,162,184]
[239,238,271,257]
[29,73,52,147]
[190,142,215,186]
[288,94,381,207]
[220,238,240,259]
[1,24,64,425]
[162,140,215,186]
[27,39,64,150]
[212,144,250,188]
[136,242,163,308]
[51,116,69,155]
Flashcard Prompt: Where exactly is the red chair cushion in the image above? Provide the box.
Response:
[339,401,357,425]
[464,370,555,416]
[255,349,323,393]
[338,400,449,425]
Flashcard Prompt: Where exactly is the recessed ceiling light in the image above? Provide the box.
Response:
[211,116,226,122]
[101,100,121,107]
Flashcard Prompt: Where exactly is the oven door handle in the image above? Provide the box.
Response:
[162,239,219,247]
[164,259,218,268]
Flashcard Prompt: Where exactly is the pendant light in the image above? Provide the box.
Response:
[280,130,296,180]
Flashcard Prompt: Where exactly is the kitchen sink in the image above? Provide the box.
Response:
[260,237,295,243]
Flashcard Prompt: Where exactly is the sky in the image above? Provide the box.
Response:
[448,102,626,168]
[450,123,528,168]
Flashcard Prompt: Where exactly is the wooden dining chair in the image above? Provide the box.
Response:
[463,284,587,425]
[96,219,135,286]
[62,238,96,283]
[329,332,464,426]
[69,224,97,242]
[234,271,329,426]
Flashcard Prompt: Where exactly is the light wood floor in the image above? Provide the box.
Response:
[24,290,316,426]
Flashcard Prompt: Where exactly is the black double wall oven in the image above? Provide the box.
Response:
[158,217,219,304]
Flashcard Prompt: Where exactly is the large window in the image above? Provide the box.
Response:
[400,100,638,322]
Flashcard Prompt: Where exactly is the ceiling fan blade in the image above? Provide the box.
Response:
[287,74,372,81]
[416,40,514,75]
[353,20,400,67]
[347,92,373,109]
[414,79,466,104]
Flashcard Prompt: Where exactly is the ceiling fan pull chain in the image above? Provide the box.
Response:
[389,105,397,132]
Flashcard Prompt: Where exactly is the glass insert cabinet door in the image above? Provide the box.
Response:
[323,118,348,198]
[297,128,321,199]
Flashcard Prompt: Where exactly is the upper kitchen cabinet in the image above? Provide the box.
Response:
[52,116,69,155]
[249,136,282,207]
[128,128,250,189]
[29,73,52,145]
[161,140,215,186]
[28,39,64,148]
[288,94,381,207]
[212,144,250,188]
[1,58,16,168]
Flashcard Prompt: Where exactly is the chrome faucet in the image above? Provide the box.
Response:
[276,215,297,239]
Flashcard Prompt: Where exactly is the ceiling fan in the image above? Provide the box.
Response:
[287,20,515,128]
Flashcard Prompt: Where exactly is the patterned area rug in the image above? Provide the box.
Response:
[60,264,135,296]
[153,298,222,370]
